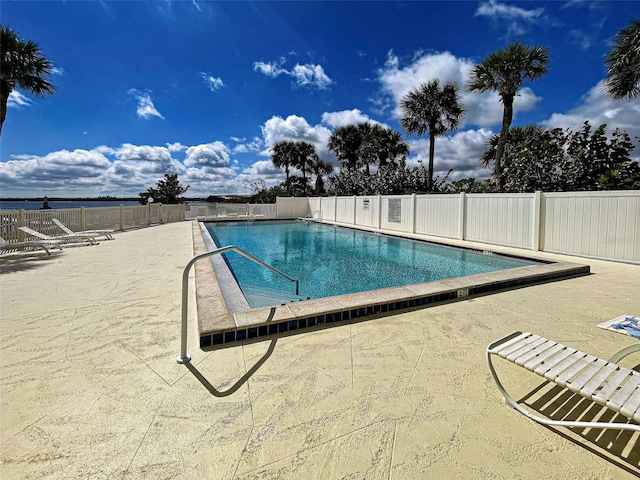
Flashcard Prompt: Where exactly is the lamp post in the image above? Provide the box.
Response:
[148,196,154,225]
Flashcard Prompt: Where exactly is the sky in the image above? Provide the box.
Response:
[1,0,639,198]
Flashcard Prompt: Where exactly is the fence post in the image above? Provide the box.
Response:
[411,194,416,233]
[377,194,382,230]
[17,209,25,241]
[459,192,467,240]
[532,191,542,251]
[80,207,86,231]
[353,196,356,225]
[119,205,124,231]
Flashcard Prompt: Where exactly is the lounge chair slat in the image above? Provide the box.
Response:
[593,368,635,403]
[507,337,550,363]
[564,357,607,394]
[521,343,565,371]
[493,333,541,357]
[607,374,640,411]
[533,344,576,377]
[618,385,640,422]
[580,362,619,398]
[543,352,588,384]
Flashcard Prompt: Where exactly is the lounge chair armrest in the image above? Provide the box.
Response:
[608,342,640,363]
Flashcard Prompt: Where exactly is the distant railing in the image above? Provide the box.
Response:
[186,202,277,220]
[0,204,186,242]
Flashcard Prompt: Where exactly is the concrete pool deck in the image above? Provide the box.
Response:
[1,220,639,479]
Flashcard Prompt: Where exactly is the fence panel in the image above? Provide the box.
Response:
[276,197,310,218]
[414,194,460,238]
[354,196,380,227]
[121,206,150,230]
[542,191,640,262]
[335,197,356,223]
[320,197,336,221]
[379,195,413,232]
[466,194,534,248]
[84,207,122,230]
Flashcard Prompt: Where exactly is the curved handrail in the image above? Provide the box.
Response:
[300,210,322,221]
[177,245,299,363]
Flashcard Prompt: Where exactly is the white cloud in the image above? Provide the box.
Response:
[376,50,542,128]
[541,81,640,155]
[406,129,495,180]
[200,72,225,91]
[475,0,546,37]
[290,63,333,89]
[184,141,231,168]
[568,30,594,51]
[232,136,263,154]
[321,109,373,128]
[7,90,32,108]
[253,58,288,78]
[0,149,113,193]
[167,142,187,152]
[127,89,164,120]
[254,58,334,90]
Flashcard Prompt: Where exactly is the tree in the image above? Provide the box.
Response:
[479,121,640,192]
[327,124,362,172]
[0,25,56,137]
[400,79,465,191]
[294,141,318,195]
[138,173,189,204]
[480,125,566,192]
[466,42,549,191]
[560,121,639,191]
[270,140,297,185]
[363,123,409,172]
[604,19,640,100]
[309,156,334,195]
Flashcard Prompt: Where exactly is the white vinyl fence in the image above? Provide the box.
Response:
[1,204,186,243]
[309,191,640,264]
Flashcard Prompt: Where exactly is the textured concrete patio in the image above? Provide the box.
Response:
[1,220,639,479]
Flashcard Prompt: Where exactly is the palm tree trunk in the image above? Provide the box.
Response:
[495,97,514,192]
[428,125,436,191]
[0,81,10,138]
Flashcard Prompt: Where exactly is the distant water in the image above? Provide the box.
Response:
[0,200,141,211]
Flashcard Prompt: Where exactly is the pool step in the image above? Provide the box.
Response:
[241,283,311,308]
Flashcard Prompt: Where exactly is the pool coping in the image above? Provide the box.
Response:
[192,220,591,348]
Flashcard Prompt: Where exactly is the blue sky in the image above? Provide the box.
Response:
[1,0,639,198]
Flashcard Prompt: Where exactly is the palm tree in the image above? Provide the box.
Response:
[604,19,640,101]
[466,42,549,191]
[327,124,361,172]
[1,25,56,137]
[400,79,465,191]
[270,140,297,185]
[309,157,334,194]
[294,141,318,195]
[370,124,409,168]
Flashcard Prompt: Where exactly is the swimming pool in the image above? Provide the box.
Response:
[195,220,589,347]
[206,220,537,309]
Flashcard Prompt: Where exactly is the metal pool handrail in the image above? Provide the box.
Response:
[299,210,322,221]
[177,245,299,364]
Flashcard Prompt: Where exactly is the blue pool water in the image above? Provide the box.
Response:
[206,221,536,308]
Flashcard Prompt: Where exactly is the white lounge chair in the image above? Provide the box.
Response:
[19,226,100,246]
[487,331,640,432]
[52,218,115,240]
[0,236,63,255]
